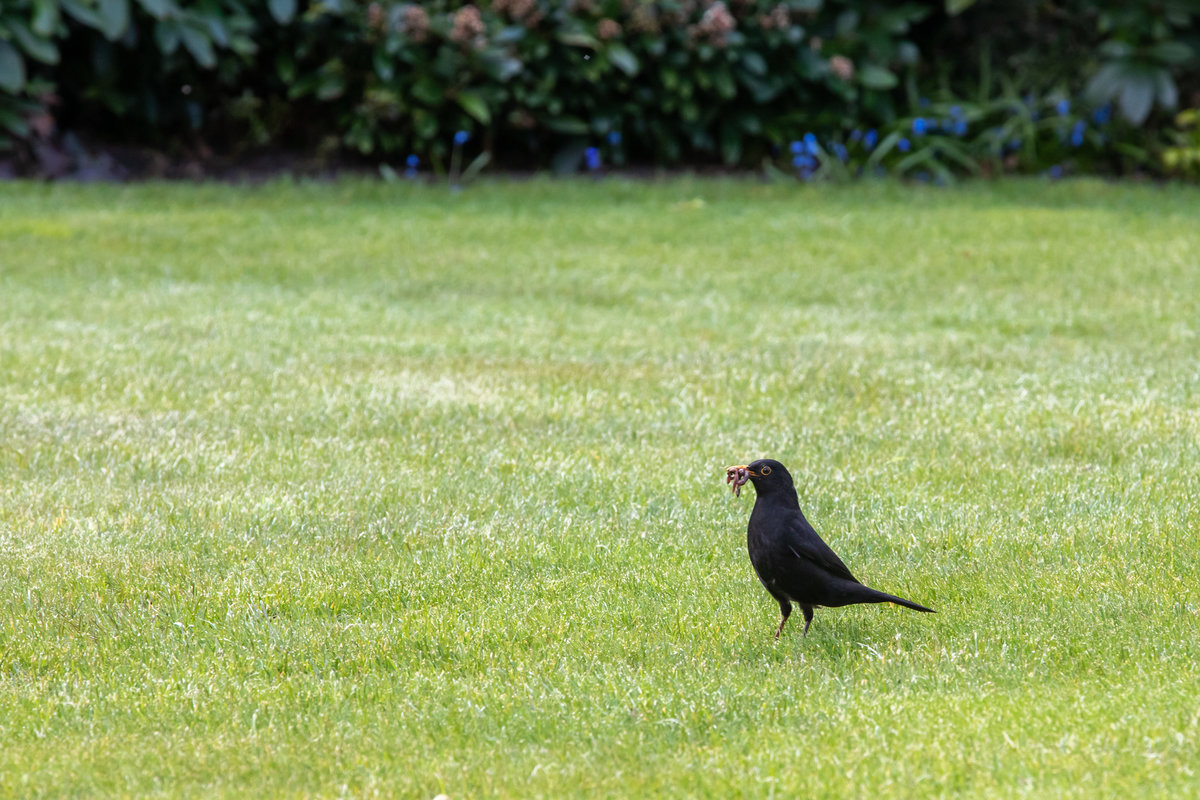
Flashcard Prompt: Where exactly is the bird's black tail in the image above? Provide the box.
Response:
[862,587,935,613]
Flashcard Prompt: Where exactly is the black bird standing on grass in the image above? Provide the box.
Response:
[726,459,935,638]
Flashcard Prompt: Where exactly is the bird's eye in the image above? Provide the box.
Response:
[760,465,772,475]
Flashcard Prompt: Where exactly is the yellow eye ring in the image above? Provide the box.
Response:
[760,465,772,476]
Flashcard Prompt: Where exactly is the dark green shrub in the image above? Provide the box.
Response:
[0,0,1197,178]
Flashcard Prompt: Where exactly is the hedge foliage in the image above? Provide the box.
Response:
[1,0,1198,177]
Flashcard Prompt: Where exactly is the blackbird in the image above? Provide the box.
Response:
[726,459,934,638]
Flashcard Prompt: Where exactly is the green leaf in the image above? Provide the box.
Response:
[268,0,296,25]
[179,22,216,68]
[205,16,229,47]
[1099,40,1133,59]
[493,26,526,45]
[60,0,103,29]
[97,0,131,40]
[0,106,31,137]
[865,130,903,168]
[945,0,978,14]
[859,64,898,90]
[411,77,442,106]
[741,51,767,76]
[462,150,491,182]
[136,0,173,19]
[544,116,589,135]
[0,41,27,93]
[1117,69,1156,125]
[456,90,491,125]
[835,9,859,36]
[373,50,394,82]
[1084,63,1122,104]
[275,52,295,83]
[607,44,638,76]
[10,19,60,64]
[713,67,736,99]
[155,20,181,54]
[32,0,61,37]
[316,70,344,101]
[556,32,598,49]
[1154,70,1178,110]
[738,73,783,103]
[1150,41,1193,66]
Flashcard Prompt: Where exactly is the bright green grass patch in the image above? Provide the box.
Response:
[1,178,1199,798]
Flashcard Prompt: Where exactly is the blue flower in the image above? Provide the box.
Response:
[585,147,601,171]
[915,170,931,182]
[897,138,911,152]
[832,143,848,162]
[406,154,419,168]
[803,132,819,154]
[453,130,471,145]
[790,140,804,154]
[1092,104,1112,125]
[912,117,927,135]
[1056,99,1070,116]
[607,131,622,145]
[849,129,863,143]
[1070,123,1085,147]
[949,105,963,119]
[1048,164,1063,179]
[952,119,968,136]
[792,153,815,169]
[864,129,878,149]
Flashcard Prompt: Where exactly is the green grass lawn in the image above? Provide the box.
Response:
[1,177,1199,798]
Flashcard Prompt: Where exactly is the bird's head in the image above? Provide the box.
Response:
[725,458,793,498]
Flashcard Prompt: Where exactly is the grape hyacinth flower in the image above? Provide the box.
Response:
[1048,164,1064,179]
[864,129,878,149]
[952,119,968,136]
[404,154,419,179]
[1070,120,1086,147]
[832,143,848,163]
[912,118,927,135]
[585,147,602,171]
[1093,104,1112,125]
[1056,99,1070,116]
[850,129,862,143]
[453,130,471,145]
[897,138,911,152]
[790,140,804,154]
[803,132,819,154]
[607,131,622,145]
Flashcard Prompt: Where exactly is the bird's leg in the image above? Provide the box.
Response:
[775,601,791,639]
[801,605,814,636]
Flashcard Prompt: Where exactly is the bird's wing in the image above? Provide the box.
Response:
[784,512,859,584]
